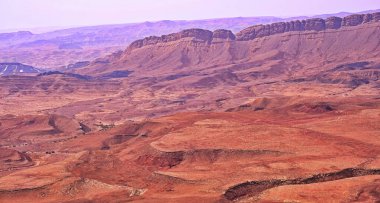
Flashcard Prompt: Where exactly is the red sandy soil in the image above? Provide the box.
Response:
[0,96,379,202]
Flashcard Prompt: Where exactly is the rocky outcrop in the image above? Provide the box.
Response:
[128,29,214,50]
[212,29,236,40]
[127,12,380,50]
[235,18,326,40]
[236,12,380,41]
[304,18,326,31]
[363,14,373,23]
[326,17,342,29]
[342,14,364,26]
[374,12,380,21]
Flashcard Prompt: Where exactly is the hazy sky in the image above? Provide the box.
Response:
[1,0,380,31]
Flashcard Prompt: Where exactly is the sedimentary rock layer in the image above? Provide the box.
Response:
[127,12,380,51]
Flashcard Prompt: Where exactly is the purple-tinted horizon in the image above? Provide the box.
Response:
[1,0,380,31]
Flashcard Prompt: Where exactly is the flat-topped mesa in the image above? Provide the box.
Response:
[236,12,380,41]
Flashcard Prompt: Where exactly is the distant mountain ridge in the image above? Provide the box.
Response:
[110,12,380,53]
[74,11,380,94]
[2,9,380,47]
[0,9,379,69]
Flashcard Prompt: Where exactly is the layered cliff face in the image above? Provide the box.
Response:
[128,29,215,51]
[124,12,380,50]
[77,12,380,79]
[236,12,380,40]
[128,28,237,52]
[212,29,236,40]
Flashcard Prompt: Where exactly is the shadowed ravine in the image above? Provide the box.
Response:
[223,168,380,201]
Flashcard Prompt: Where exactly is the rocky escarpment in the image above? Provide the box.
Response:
[127,12,380,51]
[236,12,380,40]
[127,29,236,51]
[128,29,213,50]
[212,29,236,40]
